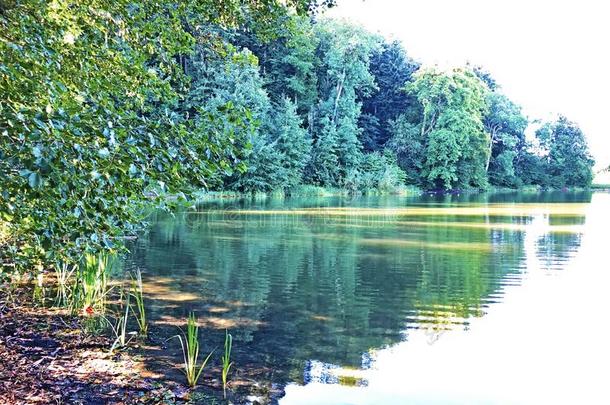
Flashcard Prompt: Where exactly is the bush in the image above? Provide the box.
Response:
[360,152,407,193]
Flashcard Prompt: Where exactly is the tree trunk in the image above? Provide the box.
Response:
[332,68,346,123]
[485,125,500,172]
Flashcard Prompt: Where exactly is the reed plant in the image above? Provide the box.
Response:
[53,261,76,307]
[173,312,215,388]
[107,291,133,353]
[221,329,233,399]
[71,253,112,316]
[130,268,147,337]
[32,269,46,305]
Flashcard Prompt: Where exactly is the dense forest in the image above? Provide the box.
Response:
[0,0,595,270]
[189,14,596,194]
[179,14,596,194]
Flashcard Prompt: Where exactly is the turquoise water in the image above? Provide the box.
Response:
[126,191,610,404]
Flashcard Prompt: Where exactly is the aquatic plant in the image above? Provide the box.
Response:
[71,253,112,316]
[108,292,133,353]
[53,261,76,307]
[130,268,148,337]
[32,269,45,305]
[173,312,215,388]
[221,329,234,399]
[83,314,108,335]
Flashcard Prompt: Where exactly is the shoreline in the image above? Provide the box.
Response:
[194,185,598,202]
[0,284,184,404]
[0,282,263,405]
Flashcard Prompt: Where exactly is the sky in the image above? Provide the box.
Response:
[325,0,610,178]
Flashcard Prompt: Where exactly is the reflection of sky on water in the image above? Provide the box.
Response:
[281,193,610,405]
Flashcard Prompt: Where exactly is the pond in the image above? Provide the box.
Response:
[125,191,610,404]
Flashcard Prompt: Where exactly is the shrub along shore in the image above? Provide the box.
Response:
[193,184,595,202]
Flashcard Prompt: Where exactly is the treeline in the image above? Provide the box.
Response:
[203,16,595,193]
[0,0,595,270]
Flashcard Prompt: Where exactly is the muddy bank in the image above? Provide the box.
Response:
[0,285,240,404]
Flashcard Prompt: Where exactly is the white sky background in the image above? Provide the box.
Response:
[324,0,610,178]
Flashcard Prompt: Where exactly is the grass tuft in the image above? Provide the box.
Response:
[107,291,133,353]
[173,312,215,388]
[221,329,233,399]
[130,268,147,337]
[71,253,113,316]
[53,261,76,307]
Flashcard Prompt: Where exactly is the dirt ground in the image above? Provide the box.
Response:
[0,286,194,405]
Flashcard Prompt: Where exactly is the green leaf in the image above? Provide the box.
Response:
[28,172,42,189]
[98,148,110,158]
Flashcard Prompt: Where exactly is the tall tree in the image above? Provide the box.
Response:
[484,93,528,187]
[387,114,425,184]
[361,40,420,150]
[232,12,319,117]
[537,117,594,187]
[264,15,320,114]
[307,19,380,186]
[268,97,312,190]
[306,116,340,185]
[406,68,490,189]
[187,47,271,184]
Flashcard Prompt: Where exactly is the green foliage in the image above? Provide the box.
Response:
[232,133,285,193]
[361,40,420,149]
[250,15,320,114]
[71,253,112,316]
[188,46,279,193]
[0,0,266,271]
[269,97,312,190]
[130,268,147,337]
[514,117,594,188]
[360,152,407,193]
[221,330,234,399]
[515,148,551,186]
[387,114,425,184]
[484,93,528,187]
[306,19,380,187]
[473,66,498,91]
[538,117,595,187]
[279,16,320,113]
[173,312,215,388]
[226,95,311,193]
[406,68,490,189]
[307,116,340,186]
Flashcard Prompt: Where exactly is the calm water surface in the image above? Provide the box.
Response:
[125,191,610,404]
